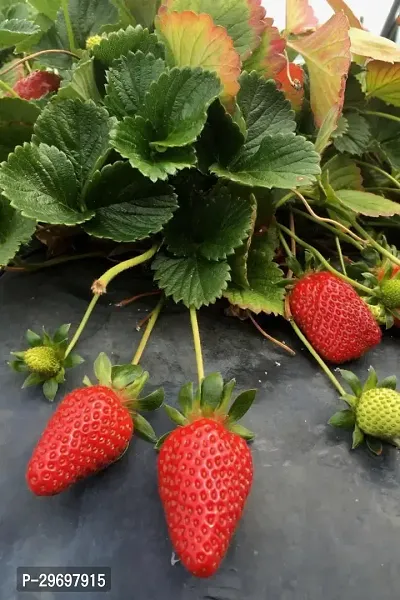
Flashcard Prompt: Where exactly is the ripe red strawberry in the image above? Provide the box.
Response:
[289,271,382,364]
[158,375,255,578]
[27,353,163,496]
[13,71,61,100]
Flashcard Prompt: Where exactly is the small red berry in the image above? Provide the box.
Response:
[13,71,61,100]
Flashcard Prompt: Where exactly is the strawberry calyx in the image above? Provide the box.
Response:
[83,352,164,444]
[328,367,398,455]
[9,324,84,401]
[156,372,256,449]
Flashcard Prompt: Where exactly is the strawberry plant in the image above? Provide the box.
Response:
[1,0,400,579]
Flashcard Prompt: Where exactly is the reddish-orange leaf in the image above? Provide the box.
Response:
[288,13,351,127]
[248,0,267,38]
[155,10,241,102]
[243,18,286,79]
[285,0,318,36]
[275,63,304,111]
[326,0,363,29]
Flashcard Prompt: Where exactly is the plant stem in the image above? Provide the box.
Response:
[0,50,80,78]
[61,0,76,53]
[0,79,18,97]
[65,245,158,358]
[132,296,164,365]
[355,160,400,190]
[291,208,364,251]
[248,312,296,356]
[353,222,400,268]
[116,290,161,308]
[65,294,99,358]
[362,110,400,126]
[335,236,347,276]
[92,244,158,295]
[275,192,295,209]
[278,224,372,295]
[290,320,346,396]
[190,306,204,387]
[278,231,293,257]
[12,252,107,272]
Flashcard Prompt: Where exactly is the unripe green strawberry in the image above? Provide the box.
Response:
[381,279,400,309]
[356,388,400,443]
[24,346,61,377]
[367,303,386,325]
[86,35,102,50]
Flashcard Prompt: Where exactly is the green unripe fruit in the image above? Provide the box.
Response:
[86,35,102,50]
[356,388,400,443]
[366,303,386,325]
[24,346,61,378]
[381,279,400,310]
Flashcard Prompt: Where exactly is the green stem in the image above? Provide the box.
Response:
[13,252,106,272]
[278,224,372,295]
[353,222,400,268]
[335,236,347,276]
[291,208,364,251]
[65,245,158,358]
[61,0,76,53]
[0,79,18,97]
[355,160,400,190]
[190,306,204,388]
[362,110,400,126]
[278,231,293,257]
[275,192,295,210]
[65,294,99,358]
[290,321,346,396]
[113,0,136,24]
[132,296,164,365]
[92,244,158,294]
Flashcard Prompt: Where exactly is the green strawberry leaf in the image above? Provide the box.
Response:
[132,413,158,443]
[94,352,113,386]
[57,57,102,102]
[335,190,400,218]
[0,97,41,162]
[237,72,296,153]
[322,155,363,191]
[0,143,93,225]
[333,113,371,156]
[0,18,40,48]
[153,254,231,308]
[377,376,397,390]
[178,382,194,416]
[229,193,257,288]
[363,367,378,392]
[314,105,341,154]
[33,99,113,193]
[59,0,118,49]
[328,409,356,430]
[228,389,257,422]
[83,161,178,242]
[105,51,166,119]
[43,377,58,402]
[26,329,42,347]
[111,115,196,182]
[93,24,164,66]
[201,372,224,413]
[28,0,61,21]
[0,195,36,267]
[111,364,143,389]
[366,103,400,170]
[119,0,159,29]
[136,388,165,411]
[365,61,400,107]
[63,353,85,369]
[53,323,71,343]
[229,422,255,441]
[164,404,188,426]
[352,424,364,449]
[211,133,321,189]
[339,369,362,396]
[165,185,253,261]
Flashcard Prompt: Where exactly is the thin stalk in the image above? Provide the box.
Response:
[353,222,400,268]
[92,244,158,295]
[0,50,79,77]
[190,306,204,387]
[115,290,161,308]
[65,294,99,358]
[61,0,76,53]
[278,224,372,295]
[248,312,296,356]
[278,231,293,257]
[12,252,107,272]
[355,160,400,190]
[132,296,164,365]
[275,192,295,210]
[0,79,18,97]
[290,320,346,396]
[362,110,400,125]
[291,208,364,251]
[335,236,347,276]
